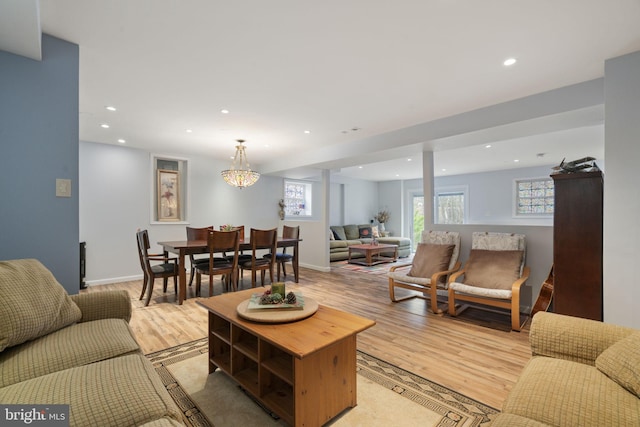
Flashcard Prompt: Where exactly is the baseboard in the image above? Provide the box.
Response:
[299,262,330,273]
[85,274,143,286]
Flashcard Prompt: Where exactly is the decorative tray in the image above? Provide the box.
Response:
[237,294,319,323]
[246,292,305,310]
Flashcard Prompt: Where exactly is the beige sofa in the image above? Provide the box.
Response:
[0,259,184,427]
[330,224,412,261]
[491,311,640,427]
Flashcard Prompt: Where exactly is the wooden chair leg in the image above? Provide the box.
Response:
[188,266,195,287]
[195,273,201,297]
[139,274,148,300]
[209,274,214,297]
[251,269,257,288]
[163,277,169,293]
[282,263,287,278]
[145,277,155,306]
[173,275,177,295]
[269,267,274,284]
[276,263,281,281]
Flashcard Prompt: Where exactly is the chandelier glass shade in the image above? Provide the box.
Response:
[221,139,260,189]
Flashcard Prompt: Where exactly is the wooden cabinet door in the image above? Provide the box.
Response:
[552,171,603,321]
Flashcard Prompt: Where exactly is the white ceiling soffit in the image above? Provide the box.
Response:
[0,0,41,61]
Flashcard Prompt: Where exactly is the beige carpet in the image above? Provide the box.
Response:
[148,338,497,427]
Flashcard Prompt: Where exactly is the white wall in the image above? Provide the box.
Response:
[328,176,379,226]
[603,51,640,328]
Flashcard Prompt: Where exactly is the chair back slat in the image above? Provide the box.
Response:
[187,226,212,241]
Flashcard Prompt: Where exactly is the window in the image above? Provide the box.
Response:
[412,195,424,250]
[284,180,312,217]
[514,178,554,216]
[434,186,467,224]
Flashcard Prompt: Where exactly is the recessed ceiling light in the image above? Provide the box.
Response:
[304,130,311,134]
[105,106,116,111]
[407,158,412,162]
[395,174,400,177]
[117,139,126,144]
[221,109,229,114]
[358,166,363,169]
[264,144,270,148]
[503,58,517,66]
[185,129,193,133]
[485,144,492,148]
[514,159,520,162]
[442,168,447,172]
[100,124,110,129]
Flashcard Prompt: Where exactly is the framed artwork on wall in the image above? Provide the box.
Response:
[157,169,181,221]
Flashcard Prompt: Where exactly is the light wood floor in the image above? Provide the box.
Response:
[83,264,532,409]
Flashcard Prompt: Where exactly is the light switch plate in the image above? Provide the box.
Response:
[56,179,71,197]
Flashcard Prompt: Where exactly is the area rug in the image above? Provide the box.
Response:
[147,338,498,427]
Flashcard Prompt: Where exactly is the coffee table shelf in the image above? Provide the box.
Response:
[198,289,375,427]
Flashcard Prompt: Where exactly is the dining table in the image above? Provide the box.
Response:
[158,237,302,304]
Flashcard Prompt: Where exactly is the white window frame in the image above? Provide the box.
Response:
[284,180,312,218]
[434,185,468,224]
[513,177,554,218]
[150,154,189,224]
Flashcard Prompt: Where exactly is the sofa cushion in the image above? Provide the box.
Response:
[343,224,360,240]
[0,318,140,387]
[596,332,640,398]
[371,225,379,238]
[463,249,524,290]
[330,240,348,250]
[0,259,82,352]
[408,243,455,281]
[0,354,183,427]
[330,226,346,241]
[501,356,640,427]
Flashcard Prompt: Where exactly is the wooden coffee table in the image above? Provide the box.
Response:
[197,288,375,427]
[348,243,398,266]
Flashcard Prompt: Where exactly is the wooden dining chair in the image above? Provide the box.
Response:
[194,229,241,296]
[186,226,213,287]
[239,228,278,288]
[221,225,252,278]
[264,225,299,281]
[136,229,179,306]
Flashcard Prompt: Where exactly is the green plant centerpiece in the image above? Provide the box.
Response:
[259,284,297,305]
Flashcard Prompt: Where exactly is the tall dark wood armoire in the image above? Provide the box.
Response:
[551,171,603,321]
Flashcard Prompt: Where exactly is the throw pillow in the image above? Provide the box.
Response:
[596,332,640,398]
[359,226,373,238]
[0,259,82,352]
[463,249,524,290]
[329,229,335,240]
[330,226,347,241]
[408,243,455,282]
[372,226,379,238]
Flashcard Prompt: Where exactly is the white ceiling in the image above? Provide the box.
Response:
[3,0,639,181]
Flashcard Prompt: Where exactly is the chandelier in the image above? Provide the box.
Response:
[221,139,260,189]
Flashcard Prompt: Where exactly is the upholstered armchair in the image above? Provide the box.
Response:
[388,230,461,314]
[448,232,530,331]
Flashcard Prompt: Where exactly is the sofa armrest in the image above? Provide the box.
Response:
[529,311,636,366]
[70,290,132,324]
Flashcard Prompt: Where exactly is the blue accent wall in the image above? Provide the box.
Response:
[0,35,80,293]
